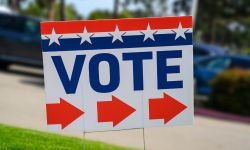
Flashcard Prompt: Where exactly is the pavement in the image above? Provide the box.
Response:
[0,65,250,150]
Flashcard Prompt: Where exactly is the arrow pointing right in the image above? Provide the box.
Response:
[46,98,84,129]
[97,96,136,127]
[149,93,187,124]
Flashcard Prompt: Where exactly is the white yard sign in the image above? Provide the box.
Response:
[41,16,193,132]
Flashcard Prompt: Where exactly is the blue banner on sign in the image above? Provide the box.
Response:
[42,34,192,52]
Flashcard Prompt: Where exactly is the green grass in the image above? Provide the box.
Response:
[0,124,134,150]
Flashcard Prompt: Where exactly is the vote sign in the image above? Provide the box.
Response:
[41,16,193,131]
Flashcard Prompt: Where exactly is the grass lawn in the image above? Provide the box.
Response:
[0,124,135,150]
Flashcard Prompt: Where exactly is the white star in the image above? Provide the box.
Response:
[141,23,156,42]
[172,22,187,40]
[46,28,61,46]
[109,25,125,43]
[78,27,93,44]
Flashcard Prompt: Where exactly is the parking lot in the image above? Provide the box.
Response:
[0,65,250,150]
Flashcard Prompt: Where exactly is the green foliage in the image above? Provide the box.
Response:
[20,1,82,20]
[209,69,250,116]
[119,11,134,18]
[0,124,134,150]
[54,3,82,20]
[20,2,47,18]
[88,10,136,20]
[88,10,113,20]
[242,47,250,55]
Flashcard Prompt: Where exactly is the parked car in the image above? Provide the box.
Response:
[194,55,250,95]
[0,11,42,70]
[0,6,13,14]
[193,42,227,60]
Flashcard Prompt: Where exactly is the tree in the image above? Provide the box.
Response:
[29,0,55,20]
[122,0,168,17]
[54,3,82,20]
[8,0,24,11]
[173,0,192,16]
[113,0,119,18]
[88,9,133,20]
[24,0,66,21]
[48,0,55,21]
[174,0,250,49]
[88,10,113,20]
[21,1,82,21]
[60,0,66,21]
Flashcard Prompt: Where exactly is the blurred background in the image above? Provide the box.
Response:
[0,0,250,150]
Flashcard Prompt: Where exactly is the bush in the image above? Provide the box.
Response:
[208,69,250,116]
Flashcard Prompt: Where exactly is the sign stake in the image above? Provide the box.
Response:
[82,131,86,150]
[142,128,146,150]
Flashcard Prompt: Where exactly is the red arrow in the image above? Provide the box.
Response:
[97,96,136,127]
[149,93,187,124]
[46,98,84,129]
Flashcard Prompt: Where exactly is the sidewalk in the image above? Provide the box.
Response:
[0,66,250,150]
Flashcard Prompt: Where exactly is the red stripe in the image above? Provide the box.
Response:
[41,16,192,35]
